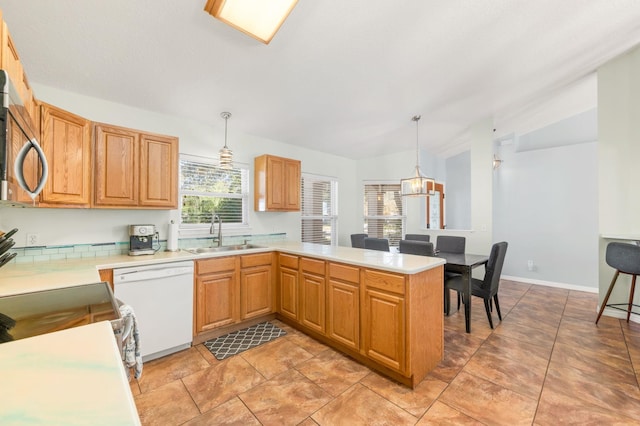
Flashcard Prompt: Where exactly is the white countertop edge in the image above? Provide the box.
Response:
[600,234,640,241]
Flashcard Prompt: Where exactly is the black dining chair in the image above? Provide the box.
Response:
[364,237,390,252]
[596,242,640,324]
[350,233,367,249]
[399,239,435,256]
[444,241,508,329]
[436,235,466,253]
[405,234,430,242]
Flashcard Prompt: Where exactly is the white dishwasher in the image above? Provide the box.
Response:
[114,260,194,362]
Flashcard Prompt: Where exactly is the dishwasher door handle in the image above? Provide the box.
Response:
[114,266,194,284]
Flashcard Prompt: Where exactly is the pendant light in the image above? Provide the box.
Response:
[401,115,435,196]
[219,112,233,170]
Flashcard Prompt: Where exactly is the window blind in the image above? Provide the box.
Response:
[180,156,249,226]
[301,174,338,245]
[363,182,404,246]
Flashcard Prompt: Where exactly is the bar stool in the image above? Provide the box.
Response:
[596,242,640,324]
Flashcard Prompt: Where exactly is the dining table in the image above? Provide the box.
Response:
[437,251,490,333]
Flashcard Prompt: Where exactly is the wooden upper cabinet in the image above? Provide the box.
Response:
[139,133,178,208]
[254,154,301,211]
[40,103,92,206]
[94,124,138,207]
[93,123,178,209]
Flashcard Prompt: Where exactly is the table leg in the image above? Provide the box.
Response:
[463,268,471,333]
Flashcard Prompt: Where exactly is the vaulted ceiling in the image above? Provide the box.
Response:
[3,1,640,159]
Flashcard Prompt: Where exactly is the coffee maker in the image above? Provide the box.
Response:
[128,225,158,256]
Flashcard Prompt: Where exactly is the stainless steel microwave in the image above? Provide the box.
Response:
[0,70,48,207]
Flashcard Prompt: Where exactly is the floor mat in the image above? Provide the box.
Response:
[203,321,287,360]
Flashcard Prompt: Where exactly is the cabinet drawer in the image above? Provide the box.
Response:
[197,256,237,275]
[301,257,325,275]
[329,263,359,284]
[363,269,405,295]
[241,252,272,268]
[279,253,299,269]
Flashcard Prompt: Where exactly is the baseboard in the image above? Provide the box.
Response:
[501,275,598,293]
[503,275,640,325]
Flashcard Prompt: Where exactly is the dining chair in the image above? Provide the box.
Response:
[399,239,435,256]
[405,234,430,242]
[350,233,367,248]
[596,242,640,324]
[437,235,467,310]
[436,235,466,253]
[364,237,390,252]
[444,241,508,329]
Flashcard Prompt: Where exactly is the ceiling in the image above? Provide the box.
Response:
[2,1,640,160]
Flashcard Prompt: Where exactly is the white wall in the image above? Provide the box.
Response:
[0,84,359,247]
[493,140,598,289]
[597,44,640,309]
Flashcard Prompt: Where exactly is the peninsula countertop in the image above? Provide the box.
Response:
[0,241,445,297]
[0,321,140,425]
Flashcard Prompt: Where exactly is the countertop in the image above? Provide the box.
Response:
[0,241,445,297]
[0,321,140,425]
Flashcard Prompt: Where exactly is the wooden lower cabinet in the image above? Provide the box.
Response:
[278,253,299,321]
[240,253,274,320]
[300,271,325,334]
[362,287,405,372]
[327,262,361,351]
[195,253,274,336]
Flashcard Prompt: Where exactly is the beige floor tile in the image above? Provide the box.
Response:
[182,397,260,426]
[534,387,640,425]
[491,315,557,351]
[134,380,200,426]
[439,371,538,426]
[182,355,265,413]
[285,330,332,355]
[194,341,221,365]
[429,329,484,382]
[240,337,314,379]
[296,348,370,396]
[311,383,417,425]
[417,401,484,425]
[137,347,210,393]
[462,334,549,399]
[361,372,447,417]
[544,361,640,420]
[129,378,141,396]
[239,369,332,426]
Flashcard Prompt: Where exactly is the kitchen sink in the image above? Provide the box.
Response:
[183,244,265,255]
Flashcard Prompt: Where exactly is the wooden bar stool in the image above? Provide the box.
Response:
[596,242,640,324]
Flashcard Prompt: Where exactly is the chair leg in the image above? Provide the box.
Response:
[596,270,620,324]
[628,275,637,323]
[444,288,450,316]
[494,294,502,321]
[457,292,461,310]
[483,298,494,329]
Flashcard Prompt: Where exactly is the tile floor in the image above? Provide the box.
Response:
[130,280,640,425]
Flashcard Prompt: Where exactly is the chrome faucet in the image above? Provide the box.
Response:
[210,213,222,247]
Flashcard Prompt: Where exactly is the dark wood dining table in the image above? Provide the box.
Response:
[437,251,489,333]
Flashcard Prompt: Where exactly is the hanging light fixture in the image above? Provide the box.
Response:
[401,115,435,196]
[219,112,233,169]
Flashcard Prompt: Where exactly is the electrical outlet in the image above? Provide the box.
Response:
[527,260,534,271]
[26,233,41,247]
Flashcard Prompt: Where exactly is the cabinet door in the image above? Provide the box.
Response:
[278,266,299,321]
[40,104,92,206]
[240,264,273,320]
[139,133,178,208]
[283,158,301,210]
[266,155,285,210]
[363,287,405,373]
[196,271,238,333]
[301,272,326,334]
[94,124,138,207]
[328,279,359,350]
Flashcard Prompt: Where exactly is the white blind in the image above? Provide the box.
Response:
[301,174,338,245]
[180,156,249,227]
[363,182,404,246]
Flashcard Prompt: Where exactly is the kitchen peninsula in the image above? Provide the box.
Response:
[0,241,445,398]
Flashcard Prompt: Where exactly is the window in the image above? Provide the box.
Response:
[364,182,405,246]
[179,155,249,230]
[301,173,338,245]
